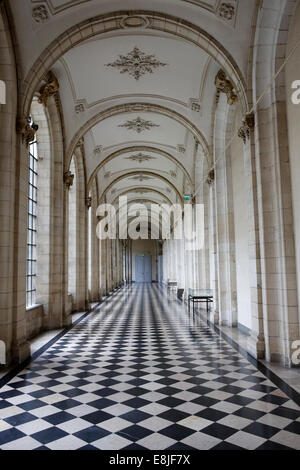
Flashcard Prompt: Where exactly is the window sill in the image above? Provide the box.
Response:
[26,303,43,312]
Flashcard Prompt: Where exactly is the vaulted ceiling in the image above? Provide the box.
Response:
[9,0,257,214]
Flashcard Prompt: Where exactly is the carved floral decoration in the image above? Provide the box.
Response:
[64,171,74,189]
[215,69,238,105]
[32,5,49,23]
[119,117,159,133]
[38,71,59,107]
[16,117,38,148]
[126,153,156,163]
[105,47,167,80]
[218,3,235,21]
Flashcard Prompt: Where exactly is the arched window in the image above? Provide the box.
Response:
[26,118,38,307]
[26,98,52,314]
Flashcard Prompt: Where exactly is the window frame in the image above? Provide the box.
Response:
[26,132,38,308]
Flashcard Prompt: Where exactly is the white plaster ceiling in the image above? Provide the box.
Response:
[8,0,257,211]
[90,113,187,153]
[96,150,187,188]
[60,35,210,107]
[104,174,178,205]
[10,0,256,79]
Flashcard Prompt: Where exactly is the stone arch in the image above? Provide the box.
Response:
[98,170,184,204]
[88,145,193,191]
[67,103,209,171]
[111,188,173,206]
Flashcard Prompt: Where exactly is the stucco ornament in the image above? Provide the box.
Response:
[106,47,167,80]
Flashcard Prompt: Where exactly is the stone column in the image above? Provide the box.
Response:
[213,95,237,326]
[100,237,107,296]
[209,176,220,324]
[74,145,88,311]
[48,96,69,328]
[90,189,100,302]
[0,22,16,363]
[107,239,112,293]
[238,119,266,360]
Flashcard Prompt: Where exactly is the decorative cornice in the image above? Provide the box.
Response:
[38,71,59,107]
[120,15,150,29]
[182,1,237,23]
[16,117,38,147]
[215,69,238,105]
[105,46,168,81]
[238,113,255,144]
[118,116,160,133]
[31,0,92,16]
[64,171,74,188]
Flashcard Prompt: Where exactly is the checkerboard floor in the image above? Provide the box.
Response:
[1,284,300,450]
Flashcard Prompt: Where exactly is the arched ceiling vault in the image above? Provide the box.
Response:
[11,3,256,218]
[87,145,193,196]
[111,189,174,207]
[100,171,184,204]
[21,10,249,116]
[67,103,209,170]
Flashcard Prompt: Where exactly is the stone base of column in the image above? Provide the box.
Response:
[209,310,219,325]
[247,332,265,360]
[12,340,31,364]
[265,349,300,368]
[62,313,72,328]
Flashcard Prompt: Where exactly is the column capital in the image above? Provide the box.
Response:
[215,69,238,105]
[238,113,255,144]
[86,196,92,208]
[63,170,74,189]
[206,169,215,185]
[16,117,38,147]
[38,71,59,107]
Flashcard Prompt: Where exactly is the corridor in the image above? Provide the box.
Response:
[0,285,299,450]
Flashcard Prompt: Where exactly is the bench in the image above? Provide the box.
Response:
[188,289,213,315]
